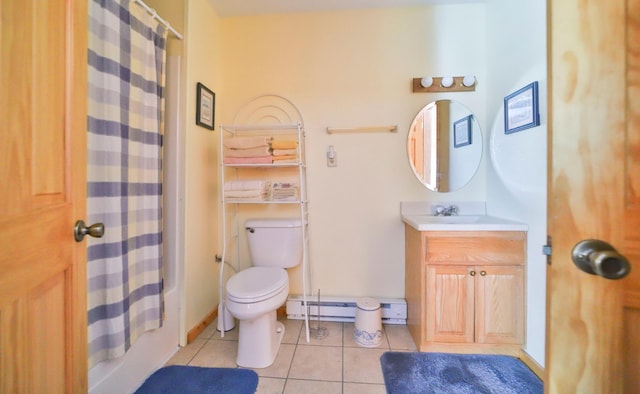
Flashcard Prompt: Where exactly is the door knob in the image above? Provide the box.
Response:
[74,220,105,242]
[571,239,631,280]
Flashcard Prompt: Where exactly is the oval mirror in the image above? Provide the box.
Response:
[407,100,482,192]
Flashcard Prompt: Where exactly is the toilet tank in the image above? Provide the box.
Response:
[245,218,303,268]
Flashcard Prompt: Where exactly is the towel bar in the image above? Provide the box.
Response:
[326,125,398,134]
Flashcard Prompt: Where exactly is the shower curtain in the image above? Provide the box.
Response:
[87,0,167,367]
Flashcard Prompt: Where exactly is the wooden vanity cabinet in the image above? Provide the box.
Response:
[405,225,526,355]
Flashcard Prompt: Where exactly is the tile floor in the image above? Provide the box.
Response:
[165,318,417,393]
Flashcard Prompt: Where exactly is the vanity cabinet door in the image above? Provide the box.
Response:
[426,264,524,345]
[475,265,524,345]
[426,265,475,343]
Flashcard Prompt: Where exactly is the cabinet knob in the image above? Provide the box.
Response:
[469,271,476,276]
[480,271,487,276]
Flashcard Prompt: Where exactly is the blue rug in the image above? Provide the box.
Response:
[134,365,259,394]
[380,352,543,394]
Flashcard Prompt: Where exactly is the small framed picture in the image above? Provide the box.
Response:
[196,82,215,130]
[453,114,473,148]
[504,81,540,134]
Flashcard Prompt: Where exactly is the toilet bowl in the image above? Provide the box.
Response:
[224,218,303,369]
[225,266,289,368]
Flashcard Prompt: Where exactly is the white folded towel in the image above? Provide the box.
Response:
[271,182,298,201]
[224,180,270,191]
[224,190,269,199]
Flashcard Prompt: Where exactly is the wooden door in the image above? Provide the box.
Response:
[0,1,88,392]
[475,266,523,345]
[547,0,638,392]
[426,265,474,343]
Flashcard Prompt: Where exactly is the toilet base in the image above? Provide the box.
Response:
[236,310,285,368]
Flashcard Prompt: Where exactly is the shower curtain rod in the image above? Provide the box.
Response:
[133,0,184,40]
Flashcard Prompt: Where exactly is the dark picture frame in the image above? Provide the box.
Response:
[504,81,540,134]
[453,114,473,148]
[196,82,215,130]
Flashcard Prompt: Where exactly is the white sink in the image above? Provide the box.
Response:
[401,214,528,231]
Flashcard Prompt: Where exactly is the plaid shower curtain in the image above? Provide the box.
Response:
[87,0,167,367]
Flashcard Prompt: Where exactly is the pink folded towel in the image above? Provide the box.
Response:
[223,156,273,164]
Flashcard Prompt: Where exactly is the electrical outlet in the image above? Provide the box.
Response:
[327,151,337,167]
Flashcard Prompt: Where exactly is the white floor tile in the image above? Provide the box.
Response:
[164,318,419,392]
[288,345,342,381]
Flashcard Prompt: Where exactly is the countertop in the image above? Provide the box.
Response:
[401,214,528,231]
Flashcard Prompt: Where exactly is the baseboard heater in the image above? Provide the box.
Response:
[286,295,407,325]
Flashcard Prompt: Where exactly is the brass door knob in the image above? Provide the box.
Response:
[74,220,105,242]
[572,239,631,280]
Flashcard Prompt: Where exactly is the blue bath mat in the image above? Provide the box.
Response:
[380,352,542,394]
[134,365,259,394]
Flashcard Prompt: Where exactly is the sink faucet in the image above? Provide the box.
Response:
[434,205,458,216]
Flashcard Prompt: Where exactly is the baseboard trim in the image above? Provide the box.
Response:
[187,307,218,344]
[519,349,544,379]
[186,305,288,344]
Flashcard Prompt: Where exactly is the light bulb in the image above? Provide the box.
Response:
[420,77,433,88]
[440,76,454,88]
[462,75,476,87]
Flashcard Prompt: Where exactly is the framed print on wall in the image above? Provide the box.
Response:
[196,82,215,130]
[453,114,473,148]
[504,81,540,134]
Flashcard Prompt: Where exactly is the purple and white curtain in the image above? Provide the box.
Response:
[87,0,167,367]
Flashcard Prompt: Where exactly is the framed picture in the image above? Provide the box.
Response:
[504,81,540,134]
[453,114,473,148]
[196,82,215,130]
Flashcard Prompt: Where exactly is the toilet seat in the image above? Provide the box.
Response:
[227,267,288,303]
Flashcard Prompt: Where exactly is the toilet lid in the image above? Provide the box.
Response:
[227,267,288,303]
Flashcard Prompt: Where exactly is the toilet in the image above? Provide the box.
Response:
[225,218,303,368]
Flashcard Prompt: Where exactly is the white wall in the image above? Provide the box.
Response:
[217,5,487,299]
[485,0,547,366]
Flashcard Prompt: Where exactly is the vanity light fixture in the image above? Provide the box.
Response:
[412,75,477,93]
[440,76,454,88]
[462,75,477,87]
[420,77,434,88]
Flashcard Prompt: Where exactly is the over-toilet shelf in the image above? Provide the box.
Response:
[219,111,311,343]
[223,163,302,167]
[224,200,309,204]
[220,123,300,131]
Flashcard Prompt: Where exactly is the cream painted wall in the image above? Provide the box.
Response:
[144,0,547,371]
[183,0,224,331]
[217,5,487,299]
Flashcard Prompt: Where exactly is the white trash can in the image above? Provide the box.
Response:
[354,297,382,347]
